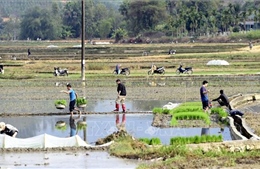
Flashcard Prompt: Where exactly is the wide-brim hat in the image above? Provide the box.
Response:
[0,122,5,131]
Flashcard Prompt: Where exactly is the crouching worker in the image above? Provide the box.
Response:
[229,109,244,117]
[0,122,18,137]
[212,90,232,110]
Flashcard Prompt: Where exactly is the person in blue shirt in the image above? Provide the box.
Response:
[61,83,81,115]
[200,80,210,113]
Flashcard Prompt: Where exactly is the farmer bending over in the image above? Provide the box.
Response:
[212,90,232,110]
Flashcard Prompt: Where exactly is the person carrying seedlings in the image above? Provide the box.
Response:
[61,83,81,115]
[0,122,19,137]
[200,80,210,113]
[69,110,81,137]
[212,90,232,110]
[113,79,127,112]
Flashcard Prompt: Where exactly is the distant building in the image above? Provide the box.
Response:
[240,21,260,31]
[240,14,260,31]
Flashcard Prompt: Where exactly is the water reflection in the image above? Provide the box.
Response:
[116,113,126,131]
[0,114,232,145]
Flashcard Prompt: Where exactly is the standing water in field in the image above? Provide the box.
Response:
[1,114,232,145]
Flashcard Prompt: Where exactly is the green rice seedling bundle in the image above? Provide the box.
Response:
[170,116,178,126]
[201,135,207,143]
[211,107,228,118]
[180,102,202,107]
[174,112,211,125]
[139,138,151,145]
[162,108,171,114]
[152,107,163,114]
[170,106,202,114]
[170,135,223,145]
[149,137,161,145]
[217,135,223,142]
[76,97,87,106]
[55,99,67,106]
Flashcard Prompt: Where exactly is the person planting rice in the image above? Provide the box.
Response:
[0,122,18,137]
[61,83,81,115]
[212,89,232,110]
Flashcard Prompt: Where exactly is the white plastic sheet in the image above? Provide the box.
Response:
[0,134,90,148]
[206,60,229,65]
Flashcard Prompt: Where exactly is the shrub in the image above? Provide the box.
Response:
[230,30,260,40]
[55,99,67,106]
[76,97,87,106]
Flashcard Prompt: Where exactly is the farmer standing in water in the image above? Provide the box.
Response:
[113,79,127,113]
[61,83,81,115]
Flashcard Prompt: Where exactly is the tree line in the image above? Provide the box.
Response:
[0,0,260,41]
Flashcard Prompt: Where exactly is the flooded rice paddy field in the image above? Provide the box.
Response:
[0,77,259,168]
[0,77,259,114]
[0,114,232,145]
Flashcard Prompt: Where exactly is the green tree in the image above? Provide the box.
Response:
[112,28,128,43]
[20,7,61,40]
[119,0,167,35]
[98,19,112,39]
[63,1,82,38]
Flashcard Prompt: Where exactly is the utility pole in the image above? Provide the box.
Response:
[81,0,85,81]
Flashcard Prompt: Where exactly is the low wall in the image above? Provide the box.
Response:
[227,116,247,140]
[228,93,260,141]
[230,93,260,109]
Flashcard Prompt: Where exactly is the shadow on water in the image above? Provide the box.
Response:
[1,114,232,145]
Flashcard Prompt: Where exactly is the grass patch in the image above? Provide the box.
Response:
[230,30,260,40]
[87,63,109,70]
[110,136,188,160]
